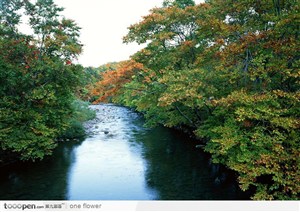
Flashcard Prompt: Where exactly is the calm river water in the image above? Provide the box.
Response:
[0,104,249,200]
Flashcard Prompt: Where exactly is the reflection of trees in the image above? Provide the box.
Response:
[135,127,249,200]
[0,108,250,200]
[0,140,84,200]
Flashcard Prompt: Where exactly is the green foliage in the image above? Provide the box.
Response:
[0,0,85,161]
[59,100,96,139]
[197,90,300,199]
[90,0,299,199]
[163,0,195,9]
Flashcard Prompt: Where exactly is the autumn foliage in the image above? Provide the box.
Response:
[90,0,300,199]
[92,60,144,103]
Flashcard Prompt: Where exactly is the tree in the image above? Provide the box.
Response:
[92,60,144,103]
[163,0,195,9]
[122,3,209,128]
[0,0,84,161]
[196,0,300,199]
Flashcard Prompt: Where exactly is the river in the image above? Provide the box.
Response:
[0,104,249,200]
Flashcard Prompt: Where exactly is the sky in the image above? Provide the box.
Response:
[51,0,204,67]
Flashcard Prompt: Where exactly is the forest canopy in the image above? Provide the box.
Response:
[90,0,300,200]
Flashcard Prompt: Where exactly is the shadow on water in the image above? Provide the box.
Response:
[0,104,250,200]
[132,127,249,200]
[0,139,84,200]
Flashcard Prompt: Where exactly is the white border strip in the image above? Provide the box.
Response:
[0,201,299,212]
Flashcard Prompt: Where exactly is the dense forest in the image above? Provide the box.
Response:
[1,0,299,200]
[89,0,300,200]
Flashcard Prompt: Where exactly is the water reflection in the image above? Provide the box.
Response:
[0,140,83,200]
[0,104,248,200]
[134,128,247,200]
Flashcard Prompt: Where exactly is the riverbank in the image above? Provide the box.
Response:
[0,100,95,168]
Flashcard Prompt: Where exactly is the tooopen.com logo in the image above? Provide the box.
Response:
[3,203,36,210]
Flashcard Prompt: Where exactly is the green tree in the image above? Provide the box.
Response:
[0,0,84,161]
[122,3,208,128]
[163,0,195,9]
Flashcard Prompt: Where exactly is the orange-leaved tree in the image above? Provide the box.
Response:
[92,60,144,103]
